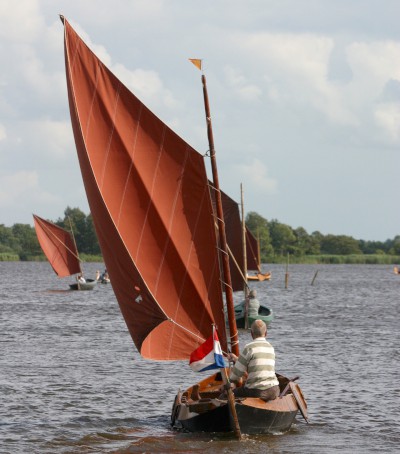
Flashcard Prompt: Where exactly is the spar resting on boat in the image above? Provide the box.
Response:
[61,16,307,436]
[33,214,96,290]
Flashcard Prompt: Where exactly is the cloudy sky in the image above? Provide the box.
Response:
[0,0,399,241]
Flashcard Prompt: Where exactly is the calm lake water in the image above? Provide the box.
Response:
[0,262,399,453]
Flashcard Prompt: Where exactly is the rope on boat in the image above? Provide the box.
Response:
[168,317,207,343]
[229,334,239,348]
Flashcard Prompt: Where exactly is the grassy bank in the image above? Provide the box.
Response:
[267,254,400,265]
[0,253,104,262]
[2,252,400,265]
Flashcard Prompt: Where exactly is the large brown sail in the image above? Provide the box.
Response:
[33,214,81,277]
[212,188,262,284]
[62,18,227,359]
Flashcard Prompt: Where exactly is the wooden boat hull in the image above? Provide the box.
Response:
[247,272,271,282]
[175,396,298,434]
[234,301,273,328]
[69,279,97,291]
[172,373,306,435]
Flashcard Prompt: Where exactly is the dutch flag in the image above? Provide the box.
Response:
[189,326,226,372]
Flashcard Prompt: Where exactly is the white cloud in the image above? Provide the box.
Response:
[374,103,400,143]
[235,159,277,193]
[0,0,43,42]
[224,66,262,101]
[0,0,398,239]
[0,171,57,206]
[0,124,6,141]
[22,119,74,160]
[112,64,179,109]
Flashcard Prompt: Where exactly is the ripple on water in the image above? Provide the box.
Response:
[1,263,399,453]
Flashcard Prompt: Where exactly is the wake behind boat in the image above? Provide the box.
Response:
[61,16,307,436]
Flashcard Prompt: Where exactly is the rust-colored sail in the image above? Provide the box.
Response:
[246,227,260,271]
[33,214,81,277]
[211,187,265,288]
[62,18,227,360]
[216,189,244,291]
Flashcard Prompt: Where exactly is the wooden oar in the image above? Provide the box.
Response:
[279,375,308,422]
[289,381,309,422]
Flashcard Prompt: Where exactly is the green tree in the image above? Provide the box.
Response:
[82,213,101,255]
[0,224,18,252]
[320,234,361,255]
[268,219,296,256]
[57,207,99,255]
[389,235,400,255]
[292,227,309,256]
[11,223,41,260]
[308,231,322,255]
[245,211,273,259]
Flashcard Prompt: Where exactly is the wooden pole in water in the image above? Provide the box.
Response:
[241,183,250,329]
[311,270,319,286]
[285,253,289,289]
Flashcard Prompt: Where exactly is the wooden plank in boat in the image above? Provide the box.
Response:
[289,382,308,422]
[241,395,298,412]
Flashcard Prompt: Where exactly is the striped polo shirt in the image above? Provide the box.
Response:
[229,337,279,390]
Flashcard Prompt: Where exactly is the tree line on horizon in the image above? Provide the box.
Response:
[245,212,400,262]
[0,207,399,262]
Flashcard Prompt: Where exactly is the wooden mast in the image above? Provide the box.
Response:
[68,216,83,276]
[200,70,242,441]
[201,73,239,357]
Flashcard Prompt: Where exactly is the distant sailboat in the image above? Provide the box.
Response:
[33,214,96,290]
[61,16,307,435]
[245,227,271,281]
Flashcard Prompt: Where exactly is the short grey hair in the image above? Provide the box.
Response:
[251,319,267,337]
[249,289,257,298]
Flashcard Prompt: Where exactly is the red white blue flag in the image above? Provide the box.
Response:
[189,326,225,372]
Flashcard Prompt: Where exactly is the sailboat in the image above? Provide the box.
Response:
[33,214,97,290]
[246,227,271,281]
[61,16,307,435]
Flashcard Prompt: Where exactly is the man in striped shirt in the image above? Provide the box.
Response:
[228,319,280,401]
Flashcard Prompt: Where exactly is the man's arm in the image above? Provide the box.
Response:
[229,348,249,384]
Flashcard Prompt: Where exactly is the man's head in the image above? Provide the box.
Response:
[249,289,257,298]
[251,319,267,338]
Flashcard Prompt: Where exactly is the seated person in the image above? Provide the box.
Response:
[225,319,279,402]
[248,289,260,317]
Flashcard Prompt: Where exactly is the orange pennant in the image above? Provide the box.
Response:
[189,59,202,71]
